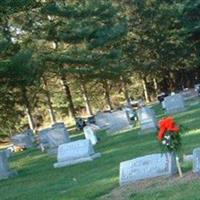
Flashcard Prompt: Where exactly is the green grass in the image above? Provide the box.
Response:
[1,99,200,200]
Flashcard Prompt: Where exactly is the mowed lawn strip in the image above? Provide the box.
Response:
[0,100,200,200]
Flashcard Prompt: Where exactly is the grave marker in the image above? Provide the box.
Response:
[137,107,157,134]
[164,94,185,114]
[54,139,101,168]
[0,151,17,180]
[119,153,177,186]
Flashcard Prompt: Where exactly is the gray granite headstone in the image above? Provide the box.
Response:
[137,107,157,134]
[107,111,131,133]
[180,89,198,101]
[95,111,131,133]
[95,112,110,129]
[0,151,17,181]
[11,129,34,148]
[83,126,98,145]
[119,153,177,186]
[39,124,70,155]
[54,139,101,168]
[193,148,200,173]
[164,94,185,114]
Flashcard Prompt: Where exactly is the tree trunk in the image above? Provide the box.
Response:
[21,86,35,130]
[80,79,93,116]
[103,80,113,110]
[59,69,76,119]
[121,76,130,105]
[42,76,56,124]
[153,78,158,96]
[142,77,150,103]
[169,72,176,91]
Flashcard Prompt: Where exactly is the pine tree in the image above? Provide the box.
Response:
[40,0,127,114]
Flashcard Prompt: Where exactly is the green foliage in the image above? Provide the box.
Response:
[183,0,200,41]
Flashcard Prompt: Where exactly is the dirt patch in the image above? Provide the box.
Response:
[98,172,200,200]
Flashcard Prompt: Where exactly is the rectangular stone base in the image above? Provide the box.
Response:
[53,153,101,168]
[0,170,17,181]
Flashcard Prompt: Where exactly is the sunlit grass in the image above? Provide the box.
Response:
[0,99,200,200]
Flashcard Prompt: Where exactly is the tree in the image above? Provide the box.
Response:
[41,0,127,113]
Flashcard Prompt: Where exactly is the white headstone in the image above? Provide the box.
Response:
[83,126,98,145]
[119,153,177,186]
[54,139,101,168]
[164,94,185,114]
[137,107,157,134]
[193,148,200,173]
[0,151,17,180]
[11,129,34,148]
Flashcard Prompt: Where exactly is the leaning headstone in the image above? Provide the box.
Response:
[11,129,34,148]
[0,151,17,180]
[54,139,101,168]
[39,124,70,155]
[164,94,185,114]
[83,126,98,145]
[193,148,200,173]
[137,107,157,134]
[119,153,177,186]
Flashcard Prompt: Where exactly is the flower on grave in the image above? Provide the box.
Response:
[157,116,182,154]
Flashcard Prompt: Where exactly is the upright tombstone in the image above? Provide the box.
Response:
[11,129,34,148]
[193,148,200,173]
[180,89,198,101]
[95,110,131,133]
[83,126,98,145]
[107,110,131,133]
[54,139,101,168]
[164,94,185,114]
[137,107,157,134]
[95,112,110,129]
[119,153,177,186]
[0,151,17,180]
[39,123,70,155]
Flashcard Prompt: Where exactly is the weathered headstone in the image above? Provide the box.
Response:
[95,111,131,133]
[179,89,198,101]
[193,148,200,173]
[54,139,101,168]
[39,123,70,155]
[95,112,110,129]
[137,107,157,134]
[164,94,185,114]
[119,153,177,186]
[107,111,131,133]
[0,151,17,180]
[83,126,98,145]
[11,129,34,148]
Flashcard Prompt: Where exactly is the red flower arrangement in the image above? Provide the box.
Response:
[157,116,181,153]
[157,116,179,141]
[157,116,185,177]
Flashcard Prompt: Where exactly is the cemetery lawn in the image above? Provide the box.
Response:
[1,99,200,200]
